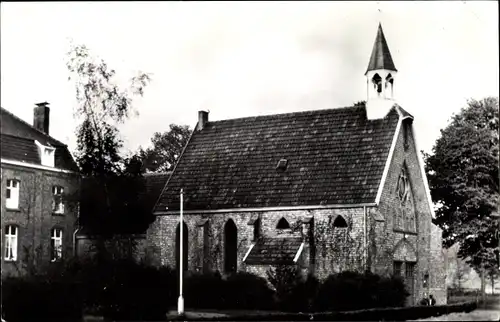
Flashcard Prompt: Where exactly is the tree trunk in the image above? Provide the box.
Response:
[481,266,486,308]
[491,273,495,295]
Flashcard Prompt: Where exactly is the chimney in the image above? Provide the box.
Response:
[197,110,209,131]
[34,102,50,134]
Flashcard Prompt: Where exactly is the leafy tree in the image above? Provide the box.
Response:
[423,97,499,274]
[137,124,192,173]
[66,43,152,255]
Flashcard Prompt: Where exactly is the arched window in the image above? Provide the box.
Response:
[202,222,210,273]
[333,215,348,228]
[372,73,382,94]
[224,219,238,273]
[253,218,261,241]
[175,222,189,272]
[395,165,417,232]
[385,74,394,87]
[276,217,290,229]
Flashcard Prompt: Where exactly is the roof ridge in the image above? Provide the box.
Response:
[0,106,67,147]
[207,105,365,125]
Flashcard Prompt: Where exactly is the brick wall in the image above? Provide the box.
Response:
[375,117,446,305]
[1,164,80,277]
[147,207,368,278]
[429,223,447,304]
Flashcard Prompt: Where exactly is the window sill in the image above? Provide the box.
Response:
[52,212,65,216]
[5,207,21,212]
[4,258,17,262]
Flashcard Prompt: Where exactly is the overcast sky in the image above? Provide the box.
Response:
[1,1,498,156]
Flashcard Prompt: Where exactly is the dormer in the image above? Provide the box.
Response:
[35,140,56,167]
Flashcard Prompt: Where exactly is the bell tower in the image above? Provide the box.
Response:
[365,23,398,120]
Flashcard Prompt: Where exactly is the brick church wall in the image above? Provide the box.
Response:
[146,114,447,305]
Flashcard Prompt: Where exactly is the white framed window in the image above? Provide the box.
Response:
[35,140,56,167]
[52,186,65,214]
[51,228,63,262]
[4,225,18,261]
[6,179,20,209]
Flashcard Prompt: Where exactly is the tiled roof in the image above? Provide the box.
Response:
[142,172,171,212]
[245,237,303,265]
[154,105,400,212]
[0,107,78,171]
[366,23,397,74]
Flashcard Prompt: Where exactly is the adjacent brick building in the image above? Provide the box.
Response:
[147,24,447,305]
[1,103,80,277]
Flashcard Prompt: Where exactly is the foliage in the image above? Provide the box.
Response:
[267,265,319,312]
[137,124,192,173]
[66,42,152,247]
[224,272,276,310]
[314,271,409,311]
[1,276,84,322]
[2,256,177,321]
[66,42,151,178]
[423,97,499,268]
[185,271,275,310]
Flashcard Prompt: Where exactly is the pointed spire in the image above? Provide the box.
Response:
[365,23,397,75]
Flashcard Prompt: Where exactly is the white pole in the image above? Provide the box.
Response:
[178,188,185,315]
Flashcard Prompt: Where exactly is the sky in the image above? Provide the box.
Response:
[1,1,498,156]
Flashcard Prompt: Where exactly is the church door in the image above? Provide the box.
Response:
[404,262,416,306]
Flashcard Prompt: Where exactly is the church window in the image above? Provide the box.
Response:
[372,73,382,94]
[276,217,290,229]
[333,215,348,228]
[395,165,417,232]
[224,219,238,273]
[253,218,261,241]
[393,260,403,277]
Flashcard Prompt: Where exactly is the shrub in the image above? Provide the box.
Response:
[224,271,275,310]
[2,256,178,321]
[184,271,275,310]
[184,271,225,309]
[85,257,177,320]
[1,276,83,322]
[267,265,319,312]
[314,270,409,311]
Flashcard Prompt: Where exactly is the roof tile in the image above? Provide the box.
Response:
[154,105,400,212]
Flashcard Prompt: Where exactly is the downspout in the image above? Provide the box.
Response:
[73,201,80,257]
[73,228,80,257]
[363,206,368,271]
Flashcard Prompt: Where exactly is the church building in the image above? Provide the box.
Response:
[147,24,447,305]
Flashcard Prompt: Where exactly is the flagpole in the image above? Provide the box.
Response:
[178,188,185,316]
